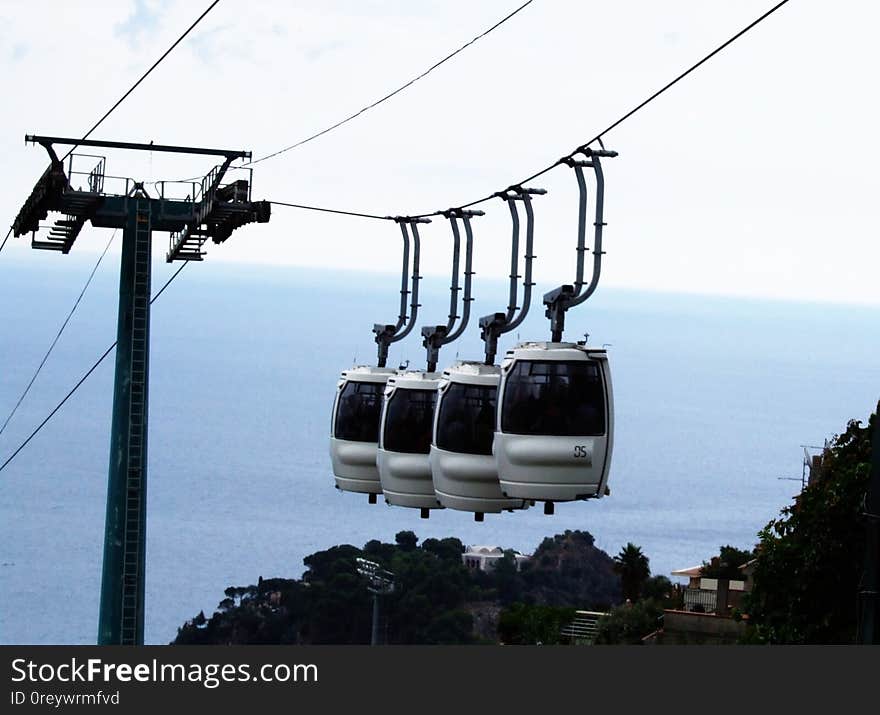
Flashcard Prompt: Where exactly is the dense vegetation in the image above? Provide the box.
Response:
[594,408,878,645]
[701,545,754,580]
[593,543,677,644]
[173,529,623,645]
[744,410,877,643]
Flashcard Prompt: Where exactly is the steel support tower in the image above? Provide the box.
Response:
[12,135,271,644]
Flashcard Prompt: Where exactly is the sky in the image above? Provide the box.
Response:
[0,0,878,306]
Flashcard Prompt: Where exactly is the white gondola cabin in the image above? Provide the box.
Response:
[430,361,528,518]
[495,342,613,505]
[330,366,398,497]
[377,371,443,516]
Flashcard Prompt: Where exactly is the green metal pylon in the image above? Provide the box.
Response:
[98,196,152,645]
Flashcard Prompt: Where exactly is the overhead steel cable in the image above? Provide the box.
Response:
[270,201,392,221]
[62,0,222,160]
[562,0,794,172]
[0,1,223,257]
[243,0,536,167]
[0,230,117,438]
[268,0,791,221]
[0,0,219,437]
[413,0,792,218]
[0,0,793,472]
[0,261,188,475]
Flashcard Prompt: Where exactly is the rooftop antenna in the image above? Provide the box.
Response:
[11,134,271,646]
[777,444,825,491]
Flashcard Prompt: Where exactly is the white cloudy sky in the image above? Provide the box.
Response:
[1,0,877,305]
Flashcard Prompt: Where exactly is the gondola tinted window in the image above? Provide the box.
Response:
[334,381,385,442]
[501,360,606,436]
[436,383,497,455]
[383,388,437,454]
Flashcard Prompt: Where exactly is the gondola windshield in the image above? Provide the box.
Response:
[383,388,437,454]
[334,381,385,442]
[436,383,496,456]
[501,360,606,437]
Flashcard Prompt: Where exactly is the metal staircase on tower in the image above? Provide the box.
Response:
[10,134,272,645]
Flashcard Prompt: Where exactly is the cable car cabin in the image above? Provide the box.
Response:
[495,342,613,505]
[330,366,398,497]
[377,371,443,516]
[430,362,528,518]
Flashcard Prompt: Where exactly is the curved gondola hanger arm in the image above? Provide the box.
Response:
[543,148,618,342]
[502,186,544,334]
[496,185,547,323]
[442,209,482,344]
[478,185,545,365]
[373,216,430,367]
[421,208,484,372]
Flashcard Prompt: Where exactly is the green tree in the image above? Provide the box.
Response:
[492,550,523,606]
[613,543,650,602]
[641,575,674,604]
[362,539,396,565]
[422,537,465,563]
[172,529,625,645]
[497,603,577,645]
[302,544,362,582]
[224,586,248,606]
[701,545,754,580]
[594,600,663,644]
[517,530,620,607]
[395,530,419,551]
[422,610,474,644]
[745,412,875,644]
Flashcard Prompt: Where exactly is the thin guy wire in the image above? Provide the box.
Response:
[0,230,117,437]
[0,226,11,255]
[2,3,221,255]
[270,201,392,221]
[268,0,791,222]
[62,0,222,160]
[0,261,188,474]
[415,0,792,217]
[243,0,535,167]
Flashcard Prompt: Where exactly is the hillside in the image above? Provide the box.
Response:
[172,529,622,645]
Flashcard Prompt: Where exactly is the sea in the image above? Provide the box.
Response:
[1,253,878,644]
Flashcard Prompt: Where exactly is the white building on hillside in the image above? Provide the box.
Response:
[462,545,530,572]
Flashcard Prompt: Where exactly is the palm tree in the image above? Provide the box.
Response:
[613,543,650,603]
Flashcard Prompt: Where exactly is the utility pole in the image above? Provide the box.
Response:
[858,399,880,644]
[11,135,270,644]
[356,557,395,645]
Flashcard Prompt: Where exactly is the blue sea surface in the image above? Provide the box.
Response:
[1,255,878,644]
